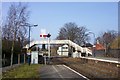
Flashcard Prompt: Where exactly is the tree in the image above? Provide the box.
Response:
[96,30,117,56]
[110,37,120,49]
[2,3,29,66]
[56,22,89,46]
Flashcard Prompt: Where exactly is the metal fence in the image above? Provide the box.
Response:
[94,49,120,58]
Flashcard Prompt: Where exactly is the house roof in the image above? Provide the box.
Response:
[95,44,105,50]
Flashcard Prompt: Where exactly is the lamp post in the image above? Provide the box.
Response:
[21,23,38,65]
[88,32,96,57]
[28,24,38,48]
[21,23,38,48]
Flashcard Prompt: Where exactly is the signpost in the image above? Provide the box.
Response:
[40,29,51,64]
[47,33,51,64]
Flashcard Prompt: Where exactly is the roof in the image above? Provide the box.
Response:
[95,44,105,50]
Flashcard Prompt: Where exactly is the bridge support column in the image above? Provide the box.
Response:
[86,53,88,57]
[42,44,46,50]
[69,46,73,57]
[78,52,81,57]
[72,50,78,58]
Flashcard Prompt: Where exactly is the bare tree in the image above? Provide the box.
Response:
[56,22,89,46]
[110,36,120,49]
[96,30,117,56]
[2,3,29,66]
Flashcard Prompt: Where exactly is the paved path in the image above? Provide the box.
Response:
[87,57,120,63]
[40,65,89,80]
[89,56,119,61]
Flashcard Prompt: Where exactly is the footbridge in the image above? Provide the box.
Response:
[23,40,92,56]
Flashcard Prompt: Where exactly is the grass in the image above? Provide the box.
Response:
[2,64,41,78]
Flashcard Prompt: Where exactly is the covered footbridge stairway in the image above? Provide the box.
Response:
[23,40,92,57]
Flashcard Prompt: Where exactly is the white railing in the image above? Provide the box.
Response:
[23,40,92,55]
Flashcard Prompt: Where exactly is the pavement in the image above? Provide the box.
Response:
[39,65,89,80]
[87,56,120,63]
[89,56,119,61]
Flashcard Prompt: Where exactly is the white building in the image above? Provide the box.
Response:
[57,45,69,56]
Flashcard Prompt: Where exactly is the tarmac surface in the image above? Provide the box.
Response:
[39,65,89,80]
